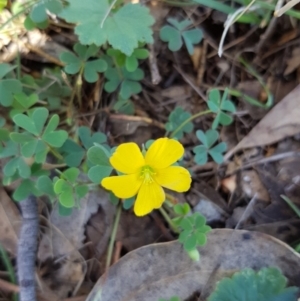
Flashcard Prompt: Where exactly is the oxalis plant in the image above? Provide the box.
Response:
[0,0,296,300]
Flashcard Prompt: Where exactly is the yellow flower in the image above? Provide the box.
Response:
[101,138,192,216]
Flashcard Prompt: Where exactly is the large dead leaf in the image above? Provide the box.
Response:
[86,229,300,301]
[38,187,113,261]
[225,85,300,160]
[0,189,21,254]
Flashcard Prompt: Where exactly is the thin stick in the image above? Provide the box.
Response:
[275,0,300,16]
[158,207,179,233]
[17,195,39,301]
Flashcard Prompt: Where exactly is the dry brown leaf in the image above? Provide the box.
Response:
[86,229,300,301]
[225,84,300,160]
[284,48,300,75]
[0,189,21,254]
[38,187,113,261]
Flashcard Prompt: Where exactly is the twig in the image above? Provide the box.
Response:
[148,43,162,85]
[275,0,300,16]
[24,43,65,67]
[0,279,19,293]
[109,113,165,129]
[255,0,284,53]
[17,195,39,301]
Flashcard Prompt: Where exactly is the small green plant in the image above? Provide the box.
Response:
[208,267,298,301]
[104,66,144,100]
[53,167,89,208]
[165,107,194,139]
[11,108,68,163]
[60,43,107,83]
[207,89,236,129]
[193,129,227,165]
[178,212,211,253]
[160,18,203,55]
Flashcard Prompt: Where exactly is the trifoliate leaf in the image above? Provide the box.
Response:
[160,18,203,55]
[59,1,155,56]
[60,43,107,83]
[10,93,38,117]
[113,96,135,115]
[0,79,22,107]
[207,88,236,129]
[36,175,56,198]
[78,126,107,149]
[193,130,227,165]
[208,267,298,301]
[13,179,42,201]
[87,145,113,183]
[104,67,144,99]
[165,107,193,139]
[178,213,211,254]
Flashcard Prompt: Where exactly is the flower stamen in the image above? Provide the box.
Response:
[140,165,156,184]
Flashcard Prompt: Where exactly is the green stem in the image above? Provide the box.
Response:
[281,195,300,218]
[159,207,179,233]
[170,110,211,138]
[49,145,64,161]
[0,244,18,301]
[106,202,122,269]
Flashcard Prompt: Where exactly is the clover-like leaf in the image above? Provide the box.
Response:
[160,18,203,55]
[53,168,88,208]
[193,129,227,165]
[178,213,211,253]
[165,107,193,139]
[113,96,135,115]
[107,48,149,72]
[87,144,113,183]
[13,179,42,201]
[208,267,298,301]
[36,175,56,200]
[11,109,68,163]
[60,43,107,83]
[30,0,63,23]
[78,126,107,149]
[59,1,154,56]
[0,63,22,107]
[59,126,107,167]
[207,88,236,129]
[104,67,144,99]
[10,93,38,117]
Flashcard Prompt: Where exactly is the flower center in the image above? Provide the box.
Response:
[140,165,156,184]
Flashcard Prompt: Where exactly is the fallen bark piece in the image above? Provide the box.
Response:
[17,195,39,301]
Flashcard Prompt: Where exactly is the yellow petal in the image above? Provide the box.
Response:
[145,138,184,169]
[155,166,191,192]
[101,173,142,199]
[110,142,145,174]
[134,181,165,216]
